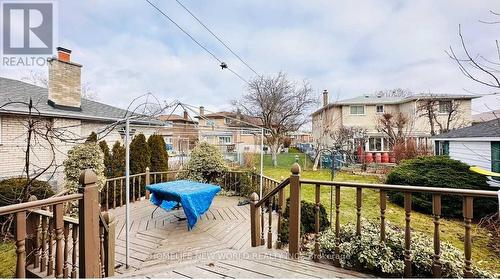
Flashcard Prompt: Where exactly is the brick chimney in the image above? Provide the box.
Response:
[183,110,188,120]
[48,47,82,110]
[323,89,329,107]
[199,106,205,117]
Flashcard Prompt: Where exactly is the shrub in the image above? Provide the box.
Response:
[280,198,329,243]
[318,220,495,278]
[242,152,256,169]
[99,140,112,177]
[0,178,54,207]
[85,131,98,143]
[110,141,125,177]
[64,142,106,193]
[130,134,150,175]
[183,142,228,183]
[386,156,496,218]
[288,147,300,153]
[147,135,168,172]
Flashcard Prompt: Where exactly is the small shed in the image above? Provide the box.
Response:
[433,119,500,186]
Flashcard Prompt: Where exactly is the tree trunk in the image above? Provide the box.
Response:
[271,149,278,167]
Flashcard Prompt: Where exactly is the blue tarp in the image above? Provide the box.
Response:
[146,180,221,230]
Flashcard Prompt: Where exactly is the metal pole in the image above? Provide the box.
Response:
[125,118,130,268]
[259,128,264,199]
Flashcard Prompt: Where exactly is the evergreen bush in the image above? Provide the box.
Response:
[280,198,329,243]
[85,131,98,143]
[318,220,495,278]
[0,178,54,207]
[130,134,150,175]
[110,141,125,177]
[99,140,112,177]
[184,142,228,183]
[148,135,168,172]
[386,156,496,218]
[64,142,106,193]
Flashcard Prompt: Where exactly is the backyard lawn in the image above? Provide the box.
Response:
[0,241,15,278]
[258,153,499,273]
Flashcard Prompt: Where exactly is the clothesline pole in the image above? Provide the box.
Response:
[260,127,264,199]
[125,118,130,268]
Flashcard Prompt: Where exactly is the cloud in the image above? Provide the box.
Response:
[2,0,498,116]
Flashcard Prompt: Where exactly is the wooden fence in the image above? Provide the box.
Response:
[250,163,499,278]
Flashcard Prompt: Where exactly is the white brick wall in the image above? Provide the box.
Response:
[0,114,159,190]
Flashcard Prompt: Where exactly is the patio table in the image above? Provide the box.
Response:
[146,180,221,230]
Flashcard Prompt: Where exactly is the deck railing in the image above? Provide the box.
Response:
[0,170,116,278]
[250,163,499,278]
[100,168,186,211]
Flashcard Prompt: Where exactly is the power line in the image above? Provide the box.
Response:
[144,0,250,85]
[174,0,260,77]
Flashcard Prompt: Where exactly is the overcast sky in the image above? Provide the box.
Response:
[3,0,500,115]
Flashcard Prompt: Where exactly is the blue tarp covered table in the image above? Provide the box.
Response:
[146,180,221,230]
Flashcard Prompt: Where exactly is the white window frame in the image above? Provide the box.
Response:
[349,105,365,115]
[376,105,384,114]
[368,137,383,152]
[438,100,452,114]
[218,136,232,144]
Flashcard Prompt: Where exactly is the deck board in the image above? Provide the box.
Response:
[109,196,372,278]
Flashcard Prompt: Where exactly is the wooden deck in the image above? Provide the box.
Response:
[110,196,372,278]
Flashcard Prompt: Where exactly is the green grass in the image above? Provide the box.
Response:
[256,153,314,170]
[0,241,16,278]
[261,163,499,273]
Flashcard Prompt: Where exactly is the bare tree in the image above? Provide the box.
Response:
[377,112,411,146]
[235,72,316,166]
[416,97,465,135]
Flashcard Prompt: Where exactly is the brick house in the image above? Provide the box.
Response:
[312,90,477,163]
[195,107,264,161]
[0,48,164,187]
[157,110,198,154]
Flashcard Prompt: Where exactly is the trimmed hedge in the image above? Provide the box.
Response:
[0,178,54,207]
[280,198,329,243]
[386,156,496,218]
[148,135,168,172]
[130,134,150,175]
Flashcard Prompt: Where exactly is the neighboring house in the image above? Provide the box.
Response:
[472,109,500,124]
[312,90,477,161]
[288,131,313,146]
[433,119,500,186]
[0,47,163,187]
[157,110,198,154]
[195,107,263,160]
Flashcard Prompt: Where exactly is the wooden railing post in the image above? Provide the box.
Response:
[53,203,64,278]
[432,194,442,277]
[15,211,27,278]
[463,196,474,278]
[288,163,301,258]
[103,212,116,277]
[250,192,261,247]
[78,169,101,278]
[145,167,151,200]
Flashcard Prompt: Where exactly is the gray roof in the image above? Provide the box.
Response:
[472,109,500,123]
[312,93,480,116]
[0,77,164,125]
[433,119,500,139]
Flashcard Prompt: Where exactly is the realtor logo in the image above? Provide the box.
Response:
[1,1,57,68]
[2,2,53,54]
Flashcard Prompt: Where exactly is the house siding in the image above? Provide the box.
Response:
[448,141,491,171]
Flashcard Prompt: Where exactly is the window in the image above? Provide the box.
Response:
[438,101,452,114]
[376,105,384,113]
[435,141,449,156]
[224,118,231,124]
[163,136,173,144]
[218,136,232,144]
[369,137,382,151]
[206,119,215,126]
[350,105,365,115]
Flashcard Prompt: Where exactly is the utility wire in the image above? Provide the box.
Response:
[144,0,250,84]
[174,0,260,77]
